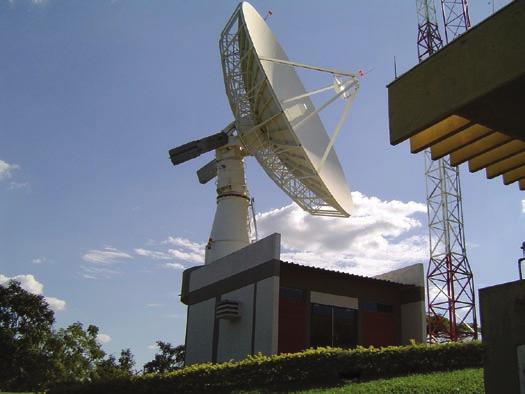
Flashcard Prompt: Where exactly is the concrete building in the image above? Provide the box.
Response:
[480,281,525,394]
[181,234,425,364]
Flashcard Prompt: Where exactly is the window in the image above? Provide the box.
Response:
[360,301,393,313]
[280,287,305,301]
[310,303,357,348]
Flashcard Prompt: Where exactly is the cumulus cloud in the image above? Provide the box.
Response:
[96,333,111,344]
[129,191,426,277]
[0,273,66,312]
[256,191,428,276]
[0,160,19,181]
[82,247,133,264]
[0,273,44,294]
[45,296,66,311]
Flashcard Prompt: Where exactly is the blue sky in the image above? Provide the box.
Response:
[1,0,521,368]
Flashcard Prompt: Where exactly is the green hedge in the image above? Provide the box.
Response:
[49,342,483,394]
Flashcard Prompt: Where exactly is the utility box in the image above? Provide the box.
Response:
[479,280,525,393]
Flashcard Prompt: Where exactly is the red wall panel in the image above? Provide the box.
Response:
[278,298,308,354]
[362,311,397,347]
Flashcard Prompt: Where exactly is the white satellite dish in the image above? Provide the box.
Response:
[169,2,360,264]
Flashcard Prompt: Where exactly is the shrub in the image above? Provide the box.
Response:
[49,341,483,394]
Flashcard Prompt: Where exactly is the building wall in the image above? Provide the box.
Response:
[480,280,525,394]
[279,263,425,349]
[254,276,279,355]
[182,234,281,365]
[185,298,216,365]
[278,288,309,353]
[183,242,426,364]
[217,284,254,362]
[375,264,426,344]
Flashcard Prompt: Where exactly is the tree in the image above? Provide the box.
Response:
[143,341,185,373]
[118,348,135,375]
[1,279,130,390]
[95,349,136,379]
[426,314,474,341]
[50,322,106,383]
[0,280,55,391]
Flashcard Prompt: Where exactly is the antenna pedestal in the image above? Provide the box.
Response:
[205,143,250,264]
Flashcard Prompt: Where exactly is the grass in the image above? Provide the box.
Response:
[299,368,484,393]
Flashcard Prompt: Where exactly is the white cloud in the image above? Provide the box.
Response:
[131,191,426,277]
[0,273,44,294]
[32,257,47,264]
[45,296,66,311]
[8,181,30,191]
[148,343,158,350]
[164,262,185,270]
[0,273,66,312]
[163,237,204,256]
[146,303,163,308]
[256,191,428,276]
[162,313,185,319]
[80,265,118,280]
[96,333,111,344]
[82,247,133,264]
[132,237,204,268]
[0,160,19,181]
[134,248,171,260]
[167,249,203,264]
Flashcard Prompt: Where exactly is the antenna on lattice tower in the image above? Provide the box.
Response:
[415,0,478,343]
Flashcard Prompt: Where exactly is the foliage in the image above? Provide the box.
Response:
[0,279,136,391]
[426,314,474,339]
[49,322,106,383]
[48,341,484,394]
[96,349,135,380]
[299,368,484,393]
[143,341,184,373]
[0,280,55,391]
[118,348,136,375]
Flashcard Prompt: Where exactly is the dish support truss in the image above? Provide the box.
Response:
[220,5,359,217]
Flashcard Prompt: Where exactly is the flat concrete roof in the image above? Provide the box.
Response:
[388,1,525,190]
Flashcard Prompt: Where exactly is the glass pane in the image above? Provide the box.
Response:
[360,301,377,312]
[310,303,332,347]
[377,304,393,313]
[280,287,306,301]
[333,306,357,348]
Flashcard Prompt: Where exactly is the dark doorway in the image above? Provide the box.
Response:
[310,303,358,348]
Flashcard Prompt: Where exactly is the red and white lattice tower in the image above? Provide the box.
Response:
[416,0,478,342]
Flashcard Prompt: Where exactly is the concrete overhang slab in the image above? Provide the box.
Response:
[387,1,525,189]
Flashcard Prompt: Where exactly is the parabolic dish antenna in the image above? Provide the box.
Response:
[169,1,360,263]
[221,2,358,217]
